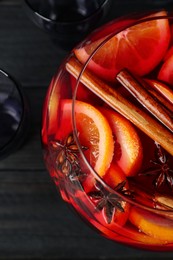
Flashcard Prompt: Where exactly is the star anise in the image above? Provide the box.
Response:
[139,141,173,189]
[88,180,133,224]
[50,132,88,183]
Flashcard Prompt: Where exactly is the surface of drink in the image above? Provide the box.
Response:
[42,10,173,250]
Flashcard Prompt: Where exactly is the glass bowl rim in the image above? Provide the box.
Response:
[24,0,110,26]
[0,68,27,157]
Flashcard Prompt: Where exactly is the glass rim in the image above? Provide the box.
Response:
[24,0,110,26]
[0,68,27,156]
[71,12,173,214]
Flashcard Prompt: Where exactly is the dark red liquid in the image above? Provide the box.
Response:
[0,94,22,149]
[42,13,173,251]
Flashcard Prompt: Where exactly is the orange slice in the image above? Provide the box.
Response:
[163,45,173,61]
[74,11,170,82]
[100,108,143,176]
[42,76,62,144]
[57,99,114,177]
[70,74,103,105]
[43,72,72,141]
[158,53,173,86]
[129,206,173,242]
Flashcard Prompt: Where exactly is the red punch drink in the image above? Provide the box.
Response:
[42,10,173,250]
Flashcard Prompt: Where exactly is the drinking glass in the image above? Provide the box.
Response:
[23,0,111,50]
[42,10,173,250]
[0,69,29,159]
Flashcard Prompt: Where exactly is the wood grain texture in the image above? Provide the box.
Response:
[1,0,173,259]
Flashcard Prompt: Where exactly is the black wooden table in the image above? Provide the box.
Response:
[1,0,173,259]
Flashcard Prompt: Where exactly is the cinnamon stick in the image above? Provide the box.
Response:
[147,87,173,114]
[145,78,173,105]
[66,56,173,156]
[144,79,173,113]
[116,69,173,133]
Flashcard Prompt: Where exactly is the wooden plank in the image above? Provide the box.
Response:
[0,2,67,88]
[0,167,169,260]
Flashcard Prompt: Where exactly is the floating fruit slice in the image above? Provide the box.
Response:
[163,45,173,61]
[57,99,114,177]
[129,206,173,242]
[74,11,170,82]
[158,54,173,86]
[70,74,91,102]
[82,18,135,43]
[101,108,143,176]
[70,74,102,105]
[43,72,72,141]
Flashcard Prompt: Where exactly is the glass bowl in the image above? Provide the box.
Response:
[0,69,29,159]
[42,10,173,251]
